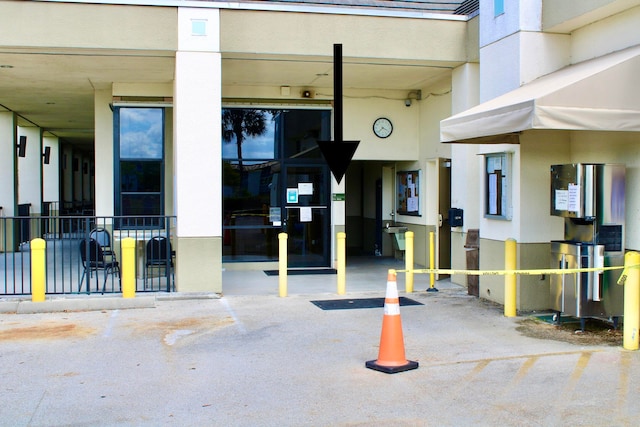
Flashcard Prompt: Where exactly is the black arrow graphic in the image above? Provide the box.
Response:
[317,44,360,184]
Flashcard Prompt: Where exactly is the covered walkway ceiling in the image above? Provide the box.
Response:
[0,0,475,149]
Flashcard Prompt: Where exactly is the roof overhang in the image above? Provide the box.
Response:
[440,44,640,144]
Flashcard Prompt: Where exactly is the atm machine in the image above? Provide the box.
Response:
[549,164,625,328]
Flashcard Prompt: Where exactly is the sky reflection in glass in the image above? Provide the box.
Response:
[222,111,276,160]
[120,108,163,159]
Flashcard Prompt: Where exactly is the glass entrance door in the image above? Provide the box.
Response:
[283,164,330,267]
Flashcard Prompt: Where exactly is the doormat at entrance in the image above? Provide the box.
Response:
[264,269,337,276]
[310,297,423,310]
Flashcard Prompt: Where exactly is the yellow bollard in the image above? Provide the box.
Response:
[623,251,640,350]
[504,238,517,317]
[337,232,346,295]
[405,231,414,293]
[427,231,438,292]
[121,237,136,298]
[278,233,288,297]
[30,238,46,302]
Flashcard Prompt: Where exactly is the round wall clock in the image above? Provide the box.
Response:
[373,117,393,138]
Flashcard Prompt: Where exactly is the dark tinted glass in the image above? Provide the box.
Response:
[282,110,331,159]
[121,194,162,216]
[223,160,280,220]
[121,161,162,192]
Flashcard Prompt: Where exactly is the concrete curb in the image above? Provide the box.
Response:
[0,296,157,314]
[0,293,223,314]
[156,292,222,301]
[0,301,20,314]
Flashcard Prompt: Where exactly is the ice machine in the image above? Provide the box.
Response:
[550,164,625,324]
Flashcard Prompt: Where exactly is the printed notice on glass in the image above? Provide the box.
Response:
[568,184,580,212]
[298,183,313,195]
[300,207,312,222]
[270,207,281,226]
[555,189,569,211]
[407,197,418,213]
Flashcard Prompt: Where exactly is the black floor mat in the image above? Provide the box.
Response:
[310,297,423,310]
[264,269,337,276]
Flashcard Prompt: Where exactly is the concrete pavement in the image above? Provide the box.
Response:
[0,257,639,426]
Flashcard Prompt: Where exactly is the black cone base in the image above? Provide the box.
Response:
[365,359,419,374]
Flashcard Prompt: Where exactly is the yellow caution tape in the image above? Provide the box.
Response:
[396,265,627,276]
[394,264,640,285]
[616,264,640,286]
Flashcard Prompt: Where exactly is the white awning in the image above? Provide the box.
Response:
[440,45,640,143]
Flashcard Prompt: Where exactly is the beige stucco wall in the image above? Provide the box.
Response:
[518,131,568,243]
[0,1,177,51]
[571,4,640,62]
[175,236,222,293]
[220,9,467,63]
[478,238,551,311]
[568,131,640,250]
[542,0,639,33]
[348,97,419,161]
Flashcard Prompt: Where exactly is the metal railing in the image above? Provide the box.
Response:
[0,215,177,296]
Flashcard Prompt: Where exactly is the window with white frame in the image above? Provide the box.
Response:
[484,152,511,220]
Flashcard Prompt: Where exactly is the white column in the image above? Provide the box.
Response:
[173,7,222,292]
[94,88,114,216]
[17,126,42,215]
[42,134,60,209]
[0,112,15,217]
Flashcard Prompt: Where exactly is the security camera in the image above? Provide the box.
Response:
[405,98,412,107]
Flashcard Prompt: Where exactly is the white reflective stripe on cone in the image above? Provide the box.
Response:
[384,303,400,316]
[386,282,399,299]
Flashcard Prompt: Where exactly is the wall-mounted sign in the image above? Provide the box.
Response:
[287,188,299,204]
[397,170,420,216]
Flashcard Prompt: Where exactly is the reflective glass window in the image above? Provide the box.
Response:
[115,107,164,219]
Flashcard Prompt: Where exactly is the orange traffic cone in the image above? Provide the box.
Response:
[366,269,419,374]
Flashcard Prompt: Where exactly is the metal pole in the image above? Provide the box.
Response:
[427,231,438,292]
[122,237,136,299]
[405,231,414,293]
[504,238,517,317]
[623,251,640,350]
[278,232,288,297]
[31,238,46,302]
[333,44,343,142]
[337,232,346,295]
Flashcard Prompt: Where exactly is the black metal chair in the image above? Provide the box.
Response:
[79,238,120,294]
[145,236,175,291]
[90,228,115,260]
